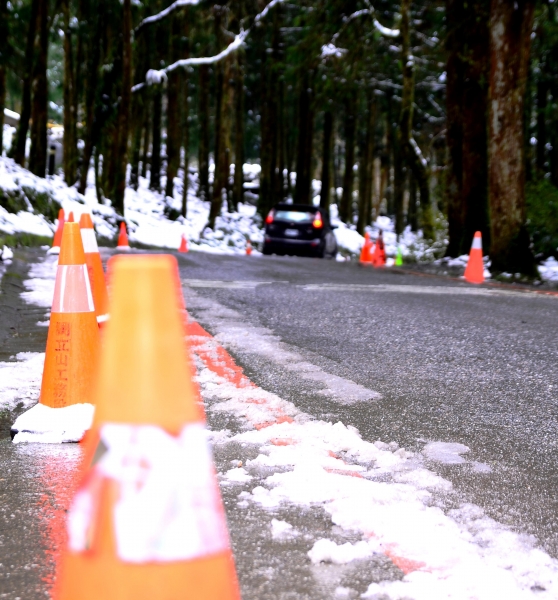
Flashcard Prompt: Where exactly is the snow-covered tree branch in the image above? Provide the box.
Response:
[135,0,200,33]
[132,0,285,93]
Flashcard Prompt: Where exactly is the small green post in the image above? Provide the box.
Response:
[395,246,403,266]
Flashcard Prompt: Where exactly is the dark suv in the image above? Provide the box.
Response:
[262,203,338,258]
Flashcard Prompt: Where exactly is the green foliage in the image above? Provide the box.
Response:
[526,178,558,258]
[0,184,61,221]
[0,231,52,247]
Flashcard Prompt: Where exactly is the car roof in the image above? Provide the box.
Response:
[274,203,320,212]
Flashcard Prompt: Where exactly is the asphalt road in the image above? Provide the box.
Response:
[1,248,557,599]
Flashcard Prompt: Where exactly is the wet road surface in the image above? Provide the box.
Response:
[1,248,557,599]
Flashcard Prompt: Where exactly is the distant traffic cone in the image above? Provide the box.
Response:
[49,208,65,254]
[55,254,240,600]
[178,233,189,253]
[395,246,403,266]
[117,221,130,251]
[463,231,485,284]
[372,235,386,267]
[67,212,75,223]
[11,223,101,442]
[79,212,109,325]
[40,223,100,408]
[246,240,252,256]
[359,233,373,264]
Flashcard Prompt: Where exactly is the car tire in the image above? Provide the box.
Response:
[322,232,338,259]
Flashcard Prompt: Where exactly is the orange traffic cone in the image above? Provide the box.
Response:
[49,208,65,254]
[55,254,240,600]
[178,233,189,253]
[464,231,485,284]
[246,240,252,256]
[41,223,100,408]
[79,213,109,325]
[359,233,373,264]
[67,211,75,223]
[117,221,130,251]
[372,233,386,267]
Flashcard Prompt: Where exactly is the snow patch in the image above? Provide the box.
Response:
[0,352,44,411]
[11,402,94,444]
[423,442,469,465]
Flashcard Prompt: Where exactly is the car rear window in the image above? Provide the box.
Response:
[274,210,314,222]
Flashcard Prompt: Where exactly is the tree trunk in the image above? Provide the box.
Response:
[29,0,49,177]
[446,0,490,256]
[365,100,375,223]
[62,0,77,184]
[78,0,103,195]
[198,65,210,201]
[0,0,8,154]
[112,0,131,214]
[319,110,333,211]
[150,88,162,191]
[181,73,190,217]
[141,92,151,179]
[340,93,356,223]
[12,0,38,166]
[294,78,314,204]
[488,0,536,275]
[165,12,182,199]
[357,97,371,234]
[232,50,245,210]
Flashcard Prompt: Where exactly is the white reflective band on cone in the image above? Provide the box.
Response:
[471,237,482,250]
[67,422,230,563]
[96,314,109,324]
[81,228,99,253]
[52,265,96,313]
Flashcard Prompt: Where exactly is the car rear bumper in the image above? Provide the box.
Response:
[264,236,323,256]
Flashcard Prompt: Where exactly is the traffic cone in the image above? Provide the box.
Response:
[117,222,130,251]
[40,223,100,408]
[55,254,240,600]
[464,231,485,284]
[246,240,252,256]
[178,233,188,253]
[79,212,109,325]
[49,208,65,254]
[67,211,75,223]
[359,233,373,264]
[372,238,386,267]
[395,246,403,266]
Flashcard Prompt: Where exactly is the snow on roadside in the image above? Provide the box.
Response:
[539,256,558,282]
[0,352,45,412]
[190,316,558,600]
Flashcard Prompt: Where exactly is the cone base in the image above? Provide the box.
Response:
[116,246,131,251]
[57,551,240,600]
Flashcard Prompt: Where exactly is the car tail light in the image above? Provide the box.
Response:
[265,210,274,224]
[313,212,323,228]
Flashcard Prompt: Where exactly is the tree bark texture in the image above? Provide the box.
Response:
[112,0,132,214]
[446,0,490,256]
[150,88,162,191]
[12,0,38,165]
[488,0,536,275]
[294,78,314,204]
[198,65,210,201]
[340,93,356,223]
[319,110,333,211]
[62,0,77,183]
[29,0,49,177]
[165,12,182,199]
[232,50,245,210]
[0,0,7,153]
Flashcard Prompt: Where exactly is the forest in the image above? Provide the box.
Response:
[1,0,558,275]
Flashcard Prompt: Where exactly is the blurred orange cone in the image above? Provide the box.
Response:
[464,231,485,284]
[67,212,75,223]
[178,233,188,253]
[359,233,373,264]
[117,222,130,251]
[55,254,240,600]
[49,208,65,254]
[40,223,100,408]
[79,213,109,325]
[372,233,386,267]
[246,240,252,256]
